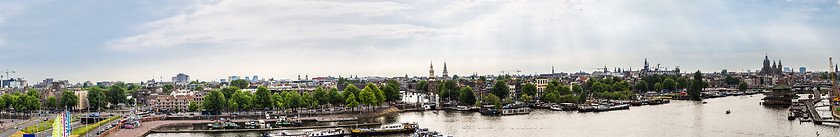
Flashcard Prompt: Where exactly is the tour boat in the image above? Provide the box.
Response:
[264,128,344,137]
[351,122,419,135]
[630,101,642,106]
[594,105,611,112]
[611,104,630,110]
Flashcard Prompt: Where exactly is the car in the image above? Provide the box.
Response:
[232,113,239,115]
[189,113,195,116]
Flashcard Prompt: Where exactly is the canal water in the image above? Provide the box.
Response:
[146,94,838,137]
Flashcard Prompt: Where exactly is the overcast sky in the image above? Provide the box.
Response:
[1,0,839,83]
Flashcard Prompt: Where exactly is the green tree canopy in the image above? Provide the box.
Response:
[676,77,688,90]
[230,79,249,89]
[459,86,477,105]
[482,94,502,109]
[59,91,79,109]
[342,84,361,103]
[46,96,58,108]
[416,80,429,92]
[162,84,175,93]
[635,81,648,92]
[653,83,663,92]
[384,80,401,102]
[522,83,537,96]
[252,86,273,109]
[188,101,200,112]
[107,86,127,107]
[221,86,240,100]
[572,84,583,94]
[738,82,748,92]
[202,90,226,112]
[688,70,706,100]
[328,87,343,105]
[88,87,107,111]
[492,81,510,99]
[313,88,328,106]
[663,78,676,91]
[26,89,38,97]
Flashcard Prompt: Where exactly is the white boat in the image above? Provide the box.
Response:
[453,106,470,111]
[549,105,563,111]
[263,128,344,137]
[501,107,531,115]
[351,122,419,134]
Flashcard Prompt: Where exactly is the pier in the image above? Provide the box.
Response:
[800,99,840,124]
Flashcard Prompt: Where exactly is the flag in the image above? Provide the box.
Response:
[64,109,71,137]
[51,113,63,137]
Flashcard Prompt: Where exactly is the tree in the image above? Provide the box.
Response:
[345,94,359,110]
[87,87,107,111]
[162,84,175,93]
[724,75,740,86]
[663,78,676,91]
[252,86,273,109]
[283,91,303,109]
[688,70,706,100]
[1,94,11,110]
[522,83,537,96]
[572,84,583,94]
[372,84,386,107]
[358,89,376,111]
[738,82,748,91]
[653,83,662,92]
[221,86,240,100]
[271,93,282,109]
[106,86,127,107]
[459,86,477,105]
[327,88,343,105]
[188,101,200,112]
[519,94,532,102]
[479,76,487,82]
[384,80,401,102]
[202,90,227,112]
[635,81,648,92]
[482,94,502,109]
[301,92,314,108]
[313,88,327,107]
[416,81,429,92]
[230,79,249,89]
[26,89,38,97]
[59,91,79,109]
[492,81,510,99]
[231,91,252,111]
[195,86,204,91]
[342,85,361,103]
[46,96,58,109]
[24,95,40,112]
[676,77,688,90]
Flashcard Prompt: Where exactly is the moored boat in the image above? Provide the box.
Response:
[264,128,344,137]
[559,103,577,111]
[549,105,563,111]
[577,105,595,112]
[452,106,470,111]
[412,128,450,137]
[501,107,531,115]
[276,117,303,127]
[351,122,419,135]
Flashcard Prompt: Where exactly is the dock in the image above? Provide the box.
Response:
[801,99,840,124]
[149,123,382,133]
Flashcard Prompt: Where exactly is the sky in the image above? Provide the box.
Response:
[0,0,839,83]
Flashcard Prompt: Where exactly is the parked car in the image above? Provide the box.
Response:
[232,113,239,115]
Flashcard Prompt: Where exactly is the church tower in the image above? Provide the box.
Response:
[428,61,437,94]
[442,61,449,79]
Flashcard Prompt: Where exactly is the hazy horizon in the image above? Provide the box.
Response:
[1,0,839,83]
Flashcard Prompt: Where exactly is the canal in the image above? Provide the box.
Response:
[146,94,838,137]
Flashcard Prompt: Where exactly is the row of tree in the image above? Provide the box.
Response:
[199,80,405,112]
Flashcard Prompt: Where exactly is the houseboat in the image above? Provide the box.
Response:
[351,122,419,135]
[264,128,344,137]
[501,107,531,115]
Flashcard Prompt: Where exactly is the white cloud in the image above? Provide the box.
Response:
[108,0,439,50]
[103,0,840,81]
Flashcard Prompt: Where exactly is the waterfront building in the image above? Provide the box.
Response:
[533,79,548,98]
[762,84,796,106]
[172,73,190,84]
[148,89,205,112]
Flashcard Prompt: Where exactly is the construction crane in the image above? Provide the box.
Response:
[1,69,14,80]
[830,58,838,109]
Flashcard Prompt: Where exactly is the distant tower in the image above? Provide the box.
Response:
[552,66,555,74]
[428,61,437,94]
[442,61,449,79]
[298,75,301,80]
[644,58,650,71]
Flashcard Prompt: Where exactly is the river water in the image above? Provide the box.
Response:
[146,94,838,137]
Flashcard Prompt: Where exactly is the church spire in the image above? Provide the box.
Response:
[429,61,435,79]
[442,60,449,79]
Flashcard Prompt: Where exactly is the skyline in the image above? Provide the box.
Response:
[0,0,839,82]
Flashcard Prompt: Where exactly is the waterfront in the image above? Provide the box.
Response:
[146,94,838,137]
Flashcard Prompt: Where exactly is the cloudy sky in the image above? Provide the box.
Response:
[0,0,839,83]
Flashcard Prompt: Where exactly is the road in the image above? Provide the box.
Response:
[0,116,45,137]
